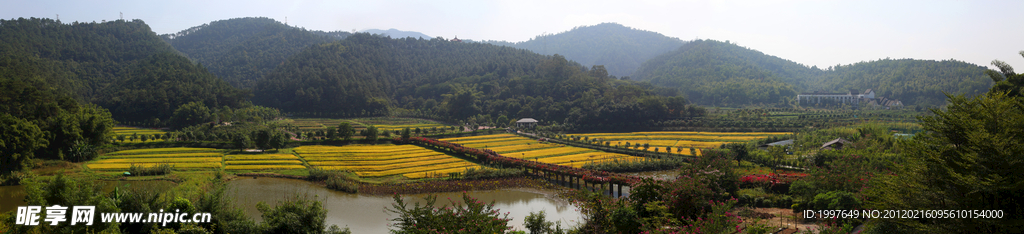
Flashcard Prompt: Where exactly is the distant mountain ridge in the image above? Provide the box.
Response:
[161,17,350,89]
[633,39,992,106]
[361,28,432,39]
[483,23,686,78]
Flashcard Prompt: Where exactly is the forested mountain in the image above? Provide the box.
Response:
[632,40,808,106]
[818,59,991,106]
[483,23,685,78]
[0,17,249,124]
[254,33,702,128]
[633,39,992,107]
[161,17,350,88]
[362,28,432,39]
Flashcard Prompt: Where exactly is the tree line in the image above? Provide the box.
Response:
[254,33,705,130]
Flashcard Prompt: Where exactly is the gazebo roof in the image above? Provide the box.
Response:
[516,118,538,123]
[821,138,850,149]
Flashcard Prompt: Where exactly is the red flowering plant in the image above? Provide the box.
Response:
[560,149,742,233]
[789,154,879,213]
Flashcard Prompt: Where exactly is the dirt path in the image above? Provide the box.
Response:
[737,207,820,233]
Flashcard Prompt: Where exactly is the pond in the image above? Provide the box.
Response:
[227,177,583,233]
[0,185,26,213]
[2,178,585,232]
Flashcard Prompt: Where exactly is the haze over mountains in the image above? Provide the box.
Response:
[483,23,686,78]
[361,28,432,39]
[0,16,998,126]
[632,40,992,106]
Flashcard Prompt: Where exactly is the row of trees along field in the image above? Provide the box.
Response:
[161,17,350,89]
[632,39,993,107]
[254,33,705,130]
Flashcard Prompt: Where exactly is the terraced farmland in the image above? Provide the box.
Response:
[292,145,482,179]
[439,134,648,168]
[571,131,792,155]
[88,148,224,171]
[224,154,306,171]
[111,126,167,143]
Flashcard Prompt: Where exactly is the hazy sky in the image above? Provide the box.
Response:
[5,0,1023,70]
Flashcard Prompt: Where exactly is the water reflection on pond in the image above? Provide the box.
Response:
[227,177,583,233]
[0,185,26,213]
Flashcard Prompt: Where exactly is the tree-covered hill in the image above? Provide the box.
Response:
[818,59,992,107]
[632,39,992,107]
[161,17,350,88]
[0,17,249,124]
[483,23,685,78]
[631,39,809,106]
[254,33,701,128]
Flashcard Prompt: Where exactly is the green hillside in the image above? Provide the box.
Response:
[0,17,249,124]
[161,17,349,88]
[484,23,685,78]
[254,33,701,128]
[633,39,992,107]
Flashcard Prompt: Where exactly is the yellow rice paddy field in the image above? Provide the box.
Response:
[292,145,482,179]
[111,126,167,143]
[285,118,451,133]
[87,147,225,171]
[572,131,791,154]
[224,154,307,171]
[439,135,648,168]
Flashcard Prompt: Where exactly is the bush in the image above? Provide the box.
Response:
[308,167,349,181]
[385,193,513,233]
[128,163,173,176]
[524,211,553,234]
[810,190,861,211]
[325,175,358,193]
[461,167,524,180]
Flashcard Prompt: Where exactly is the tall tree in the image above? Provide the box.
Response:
[363,125,379,142]
[0,114,46,173]
[337,122,354,141]
[170,102,213,129]
[867,91,1024,231]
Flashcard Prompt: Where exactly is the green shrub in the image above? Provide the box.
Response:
[325,175,358,193]
[128,163,173,176]
[461,167,524,180]
[810,190,861,210]
[524,210,553,234]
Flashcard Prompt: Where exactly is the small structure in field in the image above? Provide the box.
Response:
[516,118,538,128]
[759,139,794,150]
[820,138,851,150]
